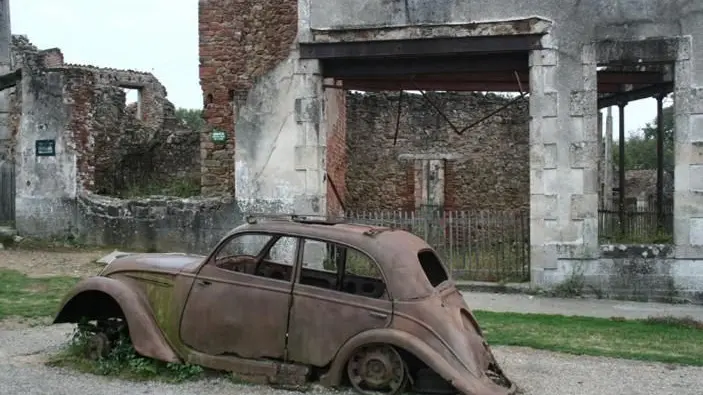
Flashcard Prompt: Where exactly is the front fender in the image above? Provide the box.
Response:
[53,276,180,363]
[319,328,514,395]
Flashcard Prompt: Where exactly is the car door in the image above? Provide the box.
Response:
[286,238,393,367]
[179,232,298,360]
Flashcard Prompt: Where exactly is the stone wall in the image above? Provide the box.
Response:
[325,82,347,215]
[77,194,241,254]
[198,0,298,197]
[10,35,200,198]
[345,91,530,212]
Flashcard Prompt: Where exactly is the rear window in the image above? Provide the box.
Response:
[417,250,449,287]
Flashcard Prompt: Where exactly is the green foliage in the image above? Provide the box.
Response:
[175,108,206,132]
[613,104,674,173]
[53,322,205,383]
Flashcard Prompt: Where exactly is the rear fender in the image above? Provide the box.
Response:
[319,328,511,395]
[53,276,180,363]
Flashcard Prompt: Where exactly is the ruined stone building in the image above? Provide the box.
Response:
[345,91,529,212]
[198,0,703,300]
[0,33,200,234]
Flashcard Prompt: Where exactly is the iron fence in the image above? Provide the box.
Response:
[598,204,674,244]
[0,160,14,226]
[344,208,530,283]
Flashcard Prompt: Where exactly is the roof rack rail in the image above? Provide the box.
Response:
[245,213,347,226]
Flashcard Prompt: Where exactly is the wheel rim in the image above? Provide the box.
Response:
[347,345,407,395]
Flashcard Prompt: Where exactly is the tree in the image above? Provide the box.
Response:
[175,108,206,131]
[612,104,674,174]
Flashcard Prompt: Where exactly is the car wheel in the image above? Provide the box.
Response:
[346,344,409,395]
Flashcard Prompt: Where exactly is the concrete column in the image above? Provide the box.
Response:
[528,40,599,286]
[0,0,11,161]
[233,53,327,216]
[673,34,703,257]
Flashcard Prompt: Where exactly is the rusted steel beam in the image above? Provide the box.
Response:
[340,78,650,93]
[0,69,21,91]
[300,34,542,59]
[598,82,673,108]
[322,53,529,78]
[597,71,665,85]
[342,80,526,92]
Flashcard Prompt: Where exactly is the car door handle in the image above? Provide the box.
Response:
[369,312,388,319]
[196,279,211,287]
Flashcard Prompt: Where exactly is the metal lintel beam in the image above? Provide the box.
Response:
[340,78,651,93]
[300,34,542,60]
[322,54,529,79]
[597,71,665,85]
[0,69,22,91]
[598,82,673,108]
[342,80,525,92]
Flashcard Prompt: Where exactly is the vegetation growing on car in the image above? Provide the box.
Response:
[49,318,206,383]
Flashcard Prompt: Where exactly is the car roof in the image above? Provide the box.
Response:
[221,216,441,300]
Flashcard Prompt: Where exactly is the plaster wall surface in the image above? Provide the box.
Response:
[234,55,326,215]
[15,69,78,236]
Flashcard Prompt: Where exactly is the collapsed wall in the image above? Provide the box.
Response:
[10,35,219,248]
[10,35,201,198]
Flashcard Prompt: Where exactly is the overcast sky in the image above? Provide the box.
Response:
[11,0,660,136]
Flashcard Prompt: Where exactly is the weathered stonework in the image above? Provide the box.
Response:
[10,35,200,198]
[325,82,347,215]
[345,91,529,212]
[77,193,241,253]
[198,0,298,197]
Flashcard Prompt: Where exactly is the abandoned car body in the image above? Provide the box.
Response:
[53,215,515,395]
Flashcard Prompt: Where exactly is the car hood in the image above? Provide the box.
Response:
[101,253,206,276]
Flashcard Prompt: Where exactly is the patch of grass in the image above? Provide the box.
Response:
[48,324,207,383]
[475,310,703,366]
[0,269,80,320]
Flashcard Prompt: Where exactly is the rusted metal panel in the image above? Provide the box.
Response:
[53,216,517,395]
[300,34,542,59]
[322,53,530,79]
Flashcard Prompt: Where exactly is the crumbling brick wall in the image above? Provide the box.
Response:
[325,82,347,216]
[198,0,298,196]
[345,91,530,212]
[10,35,201,197]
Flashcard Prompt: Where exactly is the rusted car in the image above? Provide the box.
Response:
[53,215,515,395]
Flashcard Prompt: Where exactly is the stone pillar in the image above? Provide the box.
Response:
[528,39,599,286]
[0,0,11,161]
[233,54,326,215]
[673,35,703,257]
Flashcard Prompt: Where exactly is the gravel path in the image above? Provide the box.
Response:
[0,324,701,395]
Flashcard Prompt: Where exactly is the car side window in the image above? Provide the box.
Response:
[345,248,382,279]
[216,233,272,262]
[299,239,386,299]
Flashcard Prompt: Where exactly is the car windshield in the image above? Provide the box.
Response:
[417,249,449,287]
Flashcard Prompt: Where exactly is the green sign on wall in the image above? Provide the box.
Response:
[211,129,227,143]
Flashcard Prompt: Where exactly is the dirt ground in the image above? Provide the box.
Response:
[0,247,111,278]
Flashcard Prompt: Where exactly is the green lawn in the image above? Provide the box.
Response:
[1,268,702,367]
[475,310,703,366]
[0,269,80,320]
